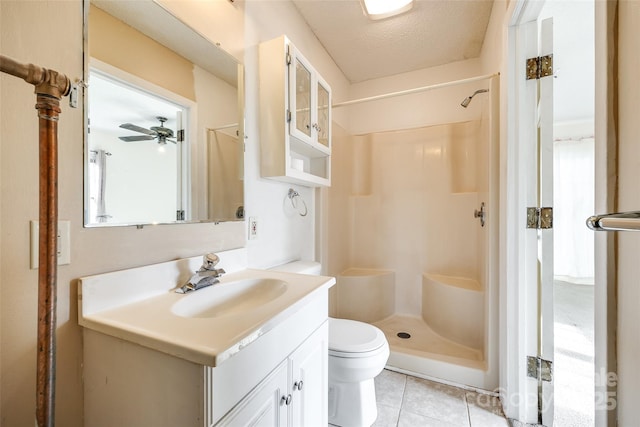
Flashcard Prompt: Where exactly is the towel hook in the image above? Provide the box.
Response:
[288,188,308,217]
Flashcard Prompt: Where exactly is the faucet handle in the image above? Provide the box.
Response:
[201,253,220,271]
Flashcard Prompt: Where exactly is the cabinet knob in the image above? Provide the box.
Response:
[281,394,292,406]
[294,380,304,391]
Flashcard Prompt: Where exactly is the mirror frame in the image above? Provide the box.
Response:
[82,0,245,228]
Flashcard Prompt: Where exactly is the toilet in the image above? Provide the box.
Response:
[270,261,390,427]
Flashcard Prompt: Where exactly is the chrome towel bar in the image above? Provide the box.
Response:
[586,211,640,231]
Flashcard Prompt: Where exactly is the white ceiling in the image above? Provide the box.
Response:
[89,72,181,138]
[291,0,495,83]
[291,0,594,124]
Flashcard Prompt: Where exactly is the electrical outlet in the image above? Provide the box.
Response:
[248,217,258,240]
[30,220,71,269]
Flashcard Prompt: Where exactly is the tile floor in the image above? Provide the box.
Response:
[373,369,509,427]
[367,280,594,427]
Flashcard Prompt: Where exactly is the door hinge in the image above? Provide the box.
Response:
[526,54,553,80]
[286,45,291,66]
[527,207,553,229]
[286,109,292,123]
[527,356,553,382]
[176,210,185,221]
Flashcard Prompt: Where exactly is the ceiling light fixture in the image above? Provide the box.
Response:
[360,0,414,20]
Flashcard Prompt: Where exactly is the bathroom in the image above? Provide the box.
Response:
[2,0,640,426]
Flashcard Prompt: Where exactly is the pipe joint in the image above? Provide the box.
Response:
[34,68,71,100]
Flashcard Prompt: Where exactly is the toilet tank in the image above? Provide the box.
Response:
[270,261,321,275]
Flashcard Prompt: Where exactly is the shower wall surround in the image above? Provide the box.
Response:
[328,79,499,389]
[347,120,487,316]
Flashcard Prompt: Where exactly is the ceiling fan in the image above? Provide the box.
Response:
[119,116,177,144]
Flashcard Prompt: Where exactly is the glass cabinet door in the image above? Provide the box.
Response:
[288,44,331,157]
[316,81,330,148]
[293,57,312,140]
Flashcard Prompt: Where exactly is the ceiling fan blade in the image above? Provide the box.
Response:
[119,123,156,135]
[119,135,156,142]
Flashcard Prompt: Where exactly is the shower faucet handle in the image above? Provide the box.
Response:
[474,202,486,227]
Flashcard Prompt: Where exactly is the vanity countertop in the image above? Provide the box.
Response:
[78,251,335,367]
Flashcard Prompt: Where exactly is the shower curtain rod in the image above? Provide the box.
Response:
[1,54,72,427]
[332,72,499,108]
[207,123,238,131]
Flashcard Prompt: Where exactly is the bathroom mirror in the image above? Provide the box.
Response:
[84,0,244,227]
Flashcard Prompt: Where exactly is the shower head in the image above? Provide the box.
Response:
[460,89,489,108]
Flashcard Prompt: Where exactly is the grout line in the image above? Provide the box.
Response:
[384,365,498,397]
[465,391,473,427]
[396,372,408,427]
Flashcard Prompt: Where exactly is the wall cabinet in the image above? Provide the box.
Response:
[259,35,332,187]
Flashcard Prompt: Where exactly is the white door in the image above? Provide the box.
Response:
[513,15,555,426]
[175,110,185,220]
[537,17,555,427]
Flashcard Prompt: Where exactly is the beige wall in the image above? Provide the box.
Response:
[0,1,244,425]
[89,4,196,101]
[346,58,485,135]
[616,0,640,423]
[1,0,350,424]
[2,0,636,425]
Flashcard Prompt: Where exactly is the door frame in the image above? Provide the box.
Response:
[501,0,616,425]
[592,1,617,426]
[501,1,547,423]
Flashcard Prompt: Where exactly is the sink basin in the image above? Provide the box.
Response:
[171,278,288,319]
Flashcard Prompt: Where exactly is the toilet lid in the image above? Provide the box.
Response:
[328,318,387,355]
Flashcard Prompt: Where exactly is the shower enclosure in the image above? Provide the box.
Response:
[328,76,499,390]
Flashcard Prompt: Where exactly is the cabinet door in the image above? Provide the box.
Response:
[289,322,328,426]
[315,79,331,150]
[216,361,288,427]
[289,48,313,145]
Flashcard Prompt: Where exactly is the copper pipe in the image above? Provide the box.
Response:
[1,54,70,427]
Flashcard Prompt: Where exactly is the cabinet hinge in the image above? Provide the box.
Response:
[526,54,553,80]
[286,45,291,66]
[527,356,553,382]
[526,207,553,229]
[286,109,292,123]
[176,210,185,221]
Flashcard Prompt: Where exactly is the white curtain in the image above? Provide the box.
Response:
[553,137,595,281]
[89,149,110,223]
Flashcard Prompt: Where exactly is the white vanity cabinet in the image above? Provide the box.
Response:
[78,252,335,426]
[82,298,328,427]
[259,35,332,187]
[217,361,289,426]
[217,321,328,426]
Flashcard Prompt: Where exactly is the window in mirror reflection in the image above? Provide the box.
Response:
[87,68,190,225]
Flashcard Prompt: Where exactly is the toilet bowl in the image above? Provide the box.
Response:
[328,318,389,427]
[270,261,390,427]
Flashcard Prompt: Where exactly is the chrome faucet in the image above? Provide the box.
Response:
[176,253,226,294]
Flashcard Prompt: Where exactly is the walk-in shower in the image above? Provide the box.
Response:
[328,75,499,391]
